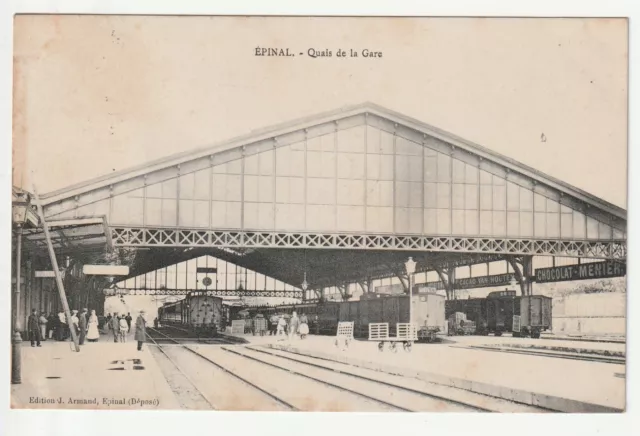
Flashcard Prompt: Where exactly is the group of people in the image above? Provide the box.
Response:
[263,312,310,340]
[25,308,147,351]
[105,311,147,351]
[105,312,132,343]
[26,308,100,347]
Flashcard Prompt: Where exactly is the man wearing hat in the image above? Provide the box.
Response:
[78,308,88,345]
[111,312,120,343]
[27,309,42,347]
[135,310,147,351]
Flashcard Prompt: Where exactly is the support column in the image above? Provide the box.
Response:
[506,255,530,296]
[521,255,533,296]
[388,264,409,292]
[337,284,350,301]
[448,268,456,300]
[12,227,23,384]
[435,266,455,300]
[13,228,22,334]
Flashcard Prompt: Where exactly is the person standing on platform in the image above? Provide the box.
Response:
[87,310,100,342]
[47,312,57,340]
[276,315,287,339]
[125,312,132,333]
[119,315,128,343]
[111,312,120,343]
[289,312,300,340]
[78,308,88,345]
[299,313,309,340]
[70,310,80,340]
[27,309,42,347]
[57,310,67,341]
[135,310,147,351]
[269,315,278,336]
[39,312,48,341]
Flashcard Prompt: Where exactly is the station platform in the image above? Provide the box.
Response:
[241,334,625,412]
[10,331,179,410]
[541,332,626,344]
[446,334,625,355]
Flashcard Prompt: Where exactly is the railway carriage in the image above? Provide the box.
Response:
[158,292,225,334]
[444,291,552,338]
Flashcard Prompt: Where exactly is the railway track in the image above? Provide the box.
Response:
[460,344,625,365]
[158,324,240,345]
[147,328,548,412]
[147,327,293,411]
[146,328,218,410]
[233,346,552,413]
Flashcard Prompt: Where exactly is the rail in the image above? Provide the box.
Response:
[145,327,217,409]
[147,327,297,410]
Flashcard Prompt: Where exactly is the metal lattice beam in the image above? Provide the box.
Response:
[111,227,626,260]
[105,288,302,298]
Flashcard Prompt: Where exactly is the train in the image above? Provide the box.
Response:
[445,291,552,338]
[157,291,226,335]
[160,289,552,340]
[231,290,447,342]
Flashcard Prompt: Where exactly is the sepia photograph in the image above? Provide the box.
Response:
[8,14,628,414]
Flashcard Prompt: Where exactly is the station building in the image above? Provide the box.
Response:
[11,103,626,336]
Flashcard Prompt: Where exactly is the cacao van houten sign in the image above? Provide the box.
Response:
[534,261,626,283]
[417,273,516,291]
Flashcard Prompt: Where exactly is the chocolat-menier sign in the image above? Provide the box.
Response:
[534,261,626,283]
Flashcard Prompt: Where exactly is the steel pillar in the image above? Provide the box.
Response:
[12,228,23,384]
[13,228,22,334]
[434,266,456,299]
[448,269,456,299]
[522,255,533,296]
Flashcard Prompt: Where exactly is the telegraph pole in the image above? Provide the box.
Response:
[32,186,80,352]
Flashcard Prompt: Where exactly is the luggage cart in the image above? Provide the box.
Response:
[368,323,418,353]
[334,321,354,350]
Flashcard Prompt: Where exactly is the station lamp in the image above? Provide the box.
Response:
[404,257,416,275]
[404,257,417,332]
[12,191,39,228]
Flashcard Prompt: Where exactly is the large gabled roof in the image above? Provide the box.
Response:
[40,102,626,221]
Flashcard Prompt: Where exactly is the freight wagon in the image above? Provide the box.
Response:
[445,292,552,338]
[513,295,553,338]
[158,291,225,335]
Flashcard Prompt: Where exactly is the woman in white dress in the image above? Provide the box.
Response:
[87,310,100,342]
[70,310,80,338]
[119,316,129,343]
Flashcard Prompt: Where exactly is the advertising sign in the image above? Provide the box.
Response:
[419,273,516,291]
[534,261,626,283]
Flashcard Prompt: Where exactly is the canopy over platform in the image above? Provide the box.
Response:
[123,246,504,292]
[20,216,112,256]
[32,102,627,297]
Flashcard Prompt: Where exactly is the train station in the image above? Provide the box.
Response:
[10,103,627,412]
